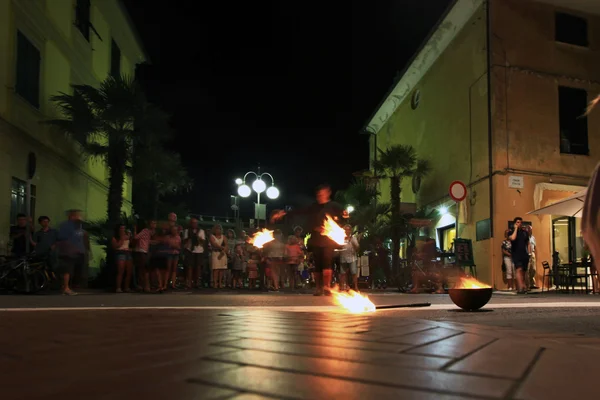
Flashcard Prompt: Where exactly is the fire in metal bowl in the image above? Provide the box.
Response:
[449,276,493,311]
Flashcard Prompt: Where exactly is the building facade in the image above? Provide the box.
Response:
[0,0,146,270]
[366,0,600,288]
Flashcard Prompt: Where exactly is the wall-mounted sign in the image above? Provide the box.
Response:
[508,175,524,189]
[449,181,467,202]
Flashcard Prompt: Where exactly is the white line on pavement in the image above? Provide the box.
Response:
[2,302,600,312]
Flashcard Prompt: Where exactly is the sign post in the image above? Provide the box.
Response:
[449,181,467,240]
[25,152,36,255]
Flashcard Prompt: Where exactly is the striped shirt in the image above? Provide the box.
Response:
[135,229,154,253]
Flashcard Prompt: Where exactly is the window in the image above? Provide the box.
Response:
[555,12,588,47]
[10,178,36,224]
[15,30,41,109]
[111,39,121,77]
[437,224,455,253]
[559,86,589,155]
[75,0,91,41]
[552,217,584,263]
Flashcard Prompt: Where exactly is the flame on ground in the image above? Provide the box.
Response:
[455,276,491,289]
[330,286,376,313]
[323,215,346,245]
[249,229,275,249]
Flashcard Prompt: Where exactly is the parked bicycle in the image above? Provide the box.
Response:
[0,254,54,294]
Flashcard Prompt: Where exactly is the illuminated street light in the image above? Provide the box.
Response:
[347,205,355,213]
[439,206,448,215]
[252,179,267,194]
[266,186,279,200]
[238,184,251,197]
[235,168,279,228]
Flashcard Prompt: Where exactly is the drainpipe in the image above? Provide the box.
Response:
[486,0,496,288]
[486,0,494,238]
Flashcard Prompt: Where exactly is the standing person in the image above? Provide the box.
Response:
[271,184,349,296]
[263,229,286,291]
[339,224,359,292]
[285,235,304,290]
[183,217,206,289]
[56,209,86,296]
[209,224,228,289]
[165,226,182,289]
[32,216,58,270]
[509,217,530,294]
[133,219,157,292]
[9,213,32,258]
[527,226,538,289]
[501,230,515,291]
[112,224,133,293]
[225,229,237,288]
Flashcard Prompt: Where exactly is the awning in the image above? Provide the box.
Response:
[533,183,586,210]
[528,189,587,218]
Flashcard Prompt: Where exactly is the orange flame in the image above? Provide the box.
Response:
[455,276,491,289]
[330,286,376,313]
[249,229,275,249]
[323,215,346,245]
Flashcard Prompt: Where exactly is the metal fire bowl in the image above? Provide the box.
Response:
[448,288,493,311]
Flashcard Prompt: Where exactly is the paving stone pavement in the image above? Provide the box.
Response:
[1,308,598,399]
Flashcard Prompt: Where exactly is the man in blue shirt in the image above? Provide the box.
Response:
[57,209,85,296]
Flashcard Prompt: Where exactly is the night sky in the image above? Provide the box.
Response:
[123,0,452,218]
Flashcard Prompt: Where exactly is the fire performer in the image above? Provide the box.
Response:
[271,184,348,296]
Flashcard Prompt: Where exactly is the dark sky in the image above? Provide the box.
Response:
[123,0,452,218]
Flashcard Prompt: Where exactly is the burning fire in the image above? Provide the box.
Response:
[330,287,376,313]
[249,229,275,249]
[455,276,491,289]
[323,215,346,245]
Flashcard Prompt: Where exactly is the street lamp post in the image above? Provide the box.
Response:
[235,168,279,229]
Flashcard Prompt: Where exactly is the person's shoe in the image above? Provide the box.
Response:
[313,289,323,296]
[116,288,123,293]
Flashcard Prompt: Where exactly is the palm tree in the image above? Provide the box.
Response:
[132,145,192,219]
[373,144,431,275]
[46,75,168,225]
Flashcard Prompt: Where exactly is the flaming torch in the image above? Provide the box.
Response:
[322,215,345,245]
[448,275,493,311]
[330,286,376,313]
[249,229,275,249]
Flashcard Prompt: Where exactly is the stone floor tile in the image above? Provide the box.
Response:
[380,327,463,345]
[373,323,442,340]
[206,349,513,398]
[515,347,597,399]
[228,331,410,353]
[212,338,450,368]
[100,382,239,400]
[192,366,477,400]
[407,333,496,358]
[446,339,541,379]
[7,360,240,400]
[227,394,281,400]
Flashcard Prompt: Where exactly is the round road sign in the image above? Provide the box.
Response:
[449,181,467,202]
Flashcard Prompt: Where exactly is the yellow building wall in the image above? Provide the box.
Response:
[0,0,141,270]
[489,0,600,288]
[46,0,72,41]
[376,4,494,284]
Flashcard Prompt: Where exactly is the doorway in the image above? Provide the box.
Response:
[552,217,583,264]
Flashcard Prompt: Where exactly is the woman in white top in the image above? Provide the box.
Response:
[112,224,132,293]
[210,224,228,288]
[340,224,359,291]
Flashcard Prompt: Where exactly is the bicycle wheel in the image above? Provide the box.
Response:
[6,268,48,294]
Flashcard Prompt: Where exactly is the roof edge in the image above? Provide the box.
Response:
[117,0,151,65]
[362,0,484,135]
